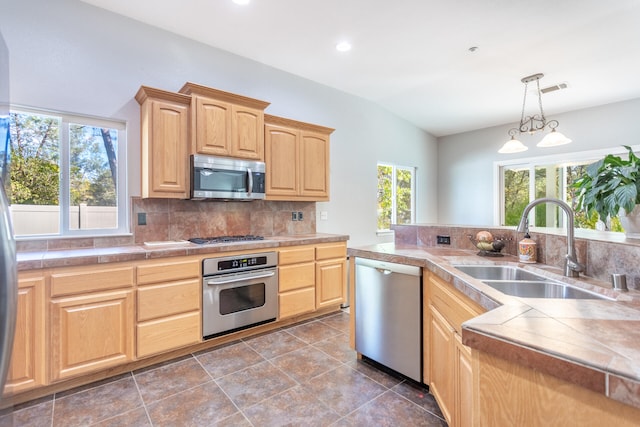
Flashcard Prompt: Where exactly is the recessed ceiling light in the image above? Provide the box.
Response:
[232,0,250,5]
[336,41,352,52]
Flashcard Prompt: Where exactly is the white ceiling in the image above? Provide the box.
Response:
[82,0,640,137]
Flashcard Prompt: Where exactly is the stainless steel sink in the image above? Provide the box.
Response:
[454,265,547,281]
[453,265,612,300]
[481,280,610,300]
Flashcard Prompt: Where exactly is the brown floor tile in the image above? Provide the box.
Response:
[52,376,142,427]
[243,329,307,359]
[92,407,151,427]
[271,345,340,383]
[195,341,265,378]
[286,320,344,344]
[392,381,445,420]
[134,356,210,404]
[342,390,447,426]
[313,332,358,363]
[319,311,351,333]
[0,400,53,427]
[146,381,238,427]
[347,358,405,389]
[213,411,252,427]
[215,360,297,408]
[244,385,340,426]
[305,364,388,416]
[1,313,445,426]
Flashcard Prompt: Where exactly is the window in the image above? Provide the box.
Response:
[377,163,415,231]
[496,147,634,232]
[9,107,127,237]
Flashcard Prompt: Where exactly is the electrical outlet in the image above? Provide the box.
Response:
[436,235,451,245]
[292,211,298,221]
[137,212,147,226]
[298,211,303,221]
[320,211,328,220]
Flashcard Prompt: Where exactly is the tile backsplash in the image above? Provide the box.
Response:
[393,224,640,290]
[131,198,316,244]
[16,198,316,252]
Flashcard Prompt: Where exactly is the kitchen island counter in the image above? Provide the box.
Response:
[349,243,640,412]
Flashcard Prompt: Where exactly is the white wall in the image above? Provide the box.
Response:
[438,98,640,225]
[1,0,438,247]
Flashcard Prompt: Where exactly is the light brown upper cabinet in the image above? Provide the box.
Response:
[264,114,334,201]
[179,82,270,160]
[135,86,191,199]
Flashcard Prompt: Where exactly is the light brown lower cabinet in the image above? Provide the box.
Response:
[278,242,347,319]
[278,246,316,319]
[3,273,46,396]
[315,243,347,309]
[426,271,485,427]
[50,289,134,381]
[136,257,201,358]
[477,351,640,426]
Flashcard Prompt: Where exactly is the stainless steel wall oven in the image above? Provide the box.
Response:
[202,252,278,339]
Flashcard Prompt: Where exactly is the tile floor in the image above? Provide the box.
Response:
[0,311,447,426]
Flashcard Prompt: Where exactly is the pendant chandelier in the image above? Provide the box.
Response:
[498,73,572,154]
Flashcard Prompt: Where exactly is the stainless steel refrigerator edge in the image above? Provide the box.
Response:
[0,29,18,402]
[354,257,422,382]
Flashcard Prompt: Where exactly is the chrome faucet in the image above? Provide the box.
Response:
[517,197,585,277]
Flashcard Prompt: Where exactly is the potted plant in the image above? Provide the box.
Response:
[573,145,640,237]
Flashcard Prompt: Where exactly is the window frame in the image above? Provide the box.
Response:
[377,162,416,233]
[10,105,129,238]
[493,145,640,227]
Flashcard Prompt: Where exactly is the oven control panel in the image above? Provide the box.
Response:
[218,255,268,271]
[202,251,278,276]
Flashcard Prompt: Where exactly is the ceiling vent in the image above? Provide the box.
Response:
[540,82,569,94]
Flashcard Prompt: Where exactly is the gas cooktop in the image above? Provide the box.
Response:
[188,235,265,245]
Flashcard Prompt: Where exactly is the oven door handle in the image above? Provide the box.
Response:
[206,270,275,285]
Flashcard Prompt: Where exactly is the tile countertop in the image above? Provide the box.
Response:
[348,243,640,411]
[16,233,350,270]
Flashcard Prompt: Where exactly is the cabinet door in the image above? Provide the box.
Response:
[194,95,232,156]
[316,258,345,308]
[232,105,264,160]
[3,275,46,395]
[300,131,329,200]
[265,124,299,197]
[455,333,476,427]
[430,305,454,425]
[50,290,134,381]
[148,100,189,197]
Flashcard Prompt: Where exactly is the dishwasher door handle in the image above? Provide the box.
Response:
[376,268,392,275]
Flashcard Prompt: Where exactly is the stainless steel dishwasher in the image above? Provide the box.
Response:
[354,257,422,382]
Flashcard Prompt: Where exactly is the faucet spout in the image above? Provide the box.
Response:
[517,197,585,277]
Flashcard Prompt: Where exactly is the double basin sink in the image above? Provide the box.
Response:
[453,265,613,300]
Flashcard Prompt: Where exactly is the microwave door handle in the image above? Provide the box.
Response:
[207,270,275,285]
[247,167,253,196]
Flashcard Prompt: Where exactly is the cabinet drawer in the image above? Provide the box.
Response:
[137,279,200,322]
[316,243,347,260]
[137,258,200,285]
[279,287,315,319]
[279,246,315,265]
[137,311,200,358]
[279,262,315,292]
[429,274,484,333]
[51,266,134,297]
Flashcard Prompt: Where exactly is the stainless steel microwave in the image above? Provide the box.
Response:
[191,155,266,200]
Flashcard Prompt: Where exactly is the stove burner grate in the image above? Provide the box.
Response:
[188,235,265,245]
